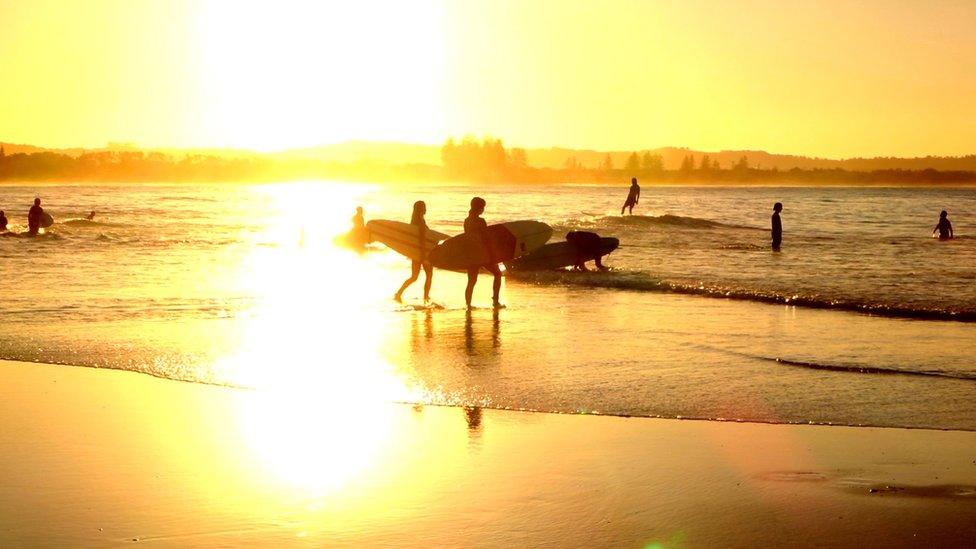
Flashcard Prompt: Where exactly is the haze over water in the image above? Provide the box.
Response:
[0,182,973,430]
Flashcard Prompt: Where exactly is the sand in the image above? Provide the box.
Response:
[0,359,974,547]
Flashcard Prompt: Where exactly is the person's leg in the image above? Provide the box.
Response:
[395,261,421,301]
[621,203,626,215]
[594,254,605,269]
[486,264,503,305]
[465,267,479,307]
[422,263,433,302]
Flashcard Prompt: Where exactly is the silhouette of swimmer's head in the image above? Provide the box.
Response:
[941,210,948,218]
[773,202,783,212]
[470,196,486,215]
[34,198,41,206]
[632,177,638,185]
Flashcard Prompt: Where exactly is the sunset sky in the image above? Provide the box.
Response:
[1,0,974,157]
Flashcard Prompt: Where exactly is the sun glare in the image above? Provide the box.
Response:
[196,0,447,151]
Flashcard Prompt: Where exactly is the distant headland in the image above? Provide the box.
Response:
[1,138,974,185]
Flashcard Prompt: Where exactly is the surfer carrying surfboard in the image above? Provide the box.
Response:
[621,178,640,215]
[394,201,434,303]
[27,198,43,235]
[464,197,504,309]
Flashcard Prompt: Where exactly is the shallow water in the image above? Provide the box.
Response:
[0,182,973,430]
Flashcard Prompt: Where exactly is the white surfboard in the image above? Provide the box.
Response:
[428,220,552,271]
[366,219,449,262]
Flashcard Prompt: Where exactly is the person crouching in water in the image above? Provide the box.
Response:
[933,210,953,240]
[464,197,503,309]
[394,201,433,303]
[566,231,608,271]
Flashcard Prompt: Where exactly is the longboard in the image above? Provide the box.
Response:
[506,237,619,271]
[366,219,448,262]
[428,220,552,271]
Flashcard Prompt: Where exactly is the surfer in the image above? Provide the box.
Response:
[394,201,433,303]
[27,198,43,236]
[933,210,953,240]
[771,202,783,251]
[566,231,608,271]
[621,177,640,215]
[0,210,7,231]
[464,197,503,309]
[86,210,96,221]
[342,206,367,250]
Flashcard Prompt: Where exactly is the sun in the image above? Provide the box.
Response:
[195,0,447,151]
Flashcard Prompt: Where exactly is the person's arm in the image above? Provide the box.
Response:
[418,224,427,261]
[949,221,953,238]
[636,187,640,203]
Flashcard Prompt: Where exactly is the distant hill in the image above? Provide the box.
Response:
[4,140,976,172]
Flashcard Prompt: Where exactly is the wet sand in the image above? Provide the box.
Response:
[0,359,974,547]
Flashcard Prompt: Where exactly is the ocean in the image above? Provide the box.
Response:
[0,182,973,430]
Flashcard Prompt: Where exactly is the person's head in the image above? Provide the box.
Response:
[631,177,638,185]
[356,206,363,215]
[410,200,426,223]
[470,196,486,216]
[0,210,4,217]
[773,202,782,212]
[940,210,948,218]
[34,198,40,206]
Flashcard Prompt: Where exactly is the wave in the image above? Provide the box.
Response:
[585,214,765,231]
[507,270,976,322]
[61,218,122,227]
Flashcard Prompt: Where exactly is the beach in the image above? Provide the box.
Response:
[1,358,973,547]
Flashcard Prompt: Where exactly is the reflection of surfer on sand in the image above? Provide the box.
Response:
[621,177,640,215]
[394,201,434,303]
[464,197,504,309]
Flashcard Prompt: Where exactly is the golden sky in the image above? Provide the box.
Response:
[1,0,974,157]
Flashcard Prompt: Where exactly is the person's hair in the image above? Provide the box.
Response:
[631,177,637,184]
[470,196,486,214]
[941,210,948,217]
[774,202,782,211]
[410,201,426,225]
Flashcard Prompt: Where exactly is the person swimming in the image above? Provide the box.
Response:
[27,198,43,236]
[394,201,433,303]
[621,177,640,215]
[771,202,783,251]
[566,231,609,271]
[933,210,953,240]
[464,197,503,309]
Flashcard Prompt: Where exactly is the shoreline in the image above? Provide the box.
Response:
[2,358,974,546]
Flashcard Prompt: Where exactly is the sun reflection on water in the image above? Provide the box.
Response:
[211,182,422,492]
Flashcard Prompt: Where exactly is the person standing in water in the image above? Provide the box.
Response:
[0,210,7,231]
[27,198,43,236]
[771,202,783,251]
[621,177,640,215]
[394,201,433,303]
[464,197,503,309]
[933,210,954,240]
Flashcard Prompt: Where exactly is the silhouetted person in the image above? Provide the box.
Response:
[933,210,953,240]
[28,198,43,236]
[350,205,367,249]
[394,201,433,303]
[771,202,783,251]
[464,197,503,308]
[0,210,7,231]
[621,177,640,215]
[86,210,96,221]
[566,231,608,271]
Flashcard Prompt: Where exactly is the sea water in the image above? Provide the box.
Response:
[0,182,973,430]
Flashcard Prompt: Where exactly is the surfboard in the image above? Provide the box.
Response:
[40,212,54,228]
[428,220,552,271]
[506,237,619,271]
[366,219,449,262]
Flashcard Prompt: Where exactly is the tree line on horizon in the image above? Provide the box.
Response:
[1,141,975,184]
